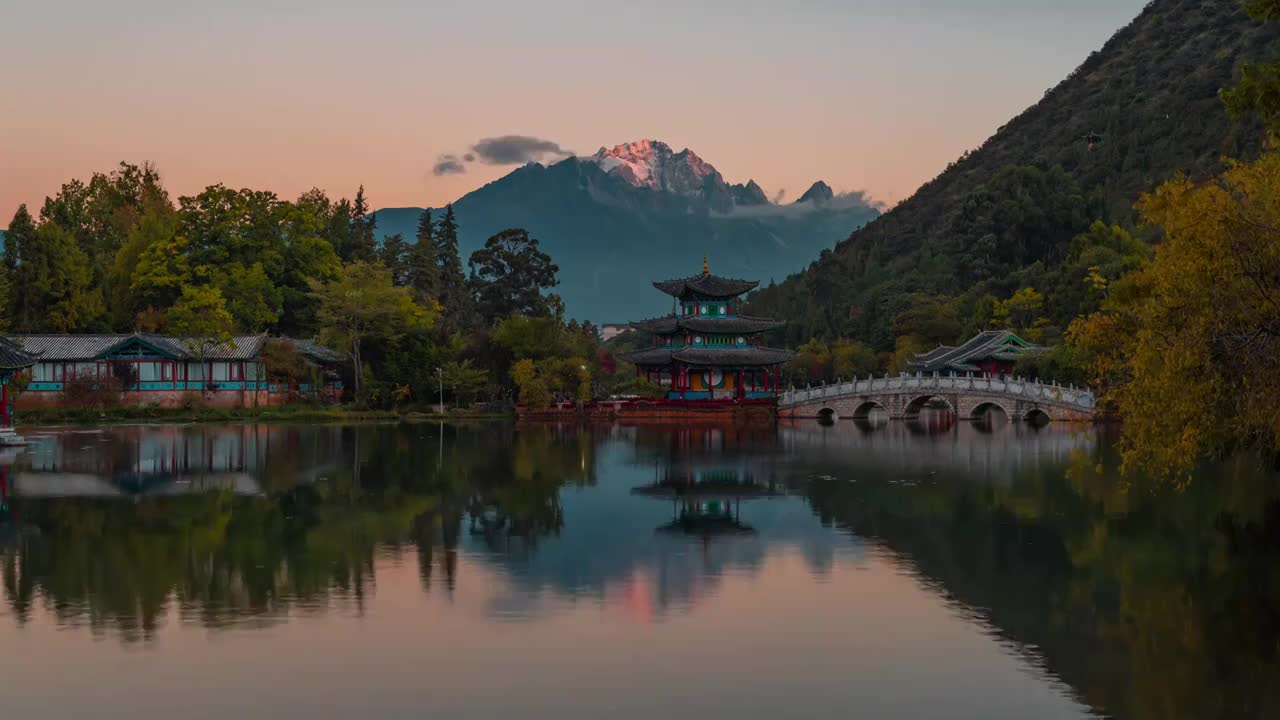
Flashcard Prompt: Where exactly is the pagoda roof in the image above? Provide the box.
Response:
[907,330,1047,373]
[629,316,785,334]
[654,274,759,299]
[618,346,794,367]
[0,337,37,371]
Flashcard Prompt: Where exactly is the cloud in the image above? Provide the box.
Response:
[771,188,787,204]
[717,190,884,219]
[470,135,573,165]
[463,153,476,162]
[432,154,467,176]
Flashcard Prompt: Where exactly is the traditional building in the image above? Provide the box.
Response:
[620,261,793,402]
[0,338,37,445]
[908,330,1047,376]
[5,334,346,409]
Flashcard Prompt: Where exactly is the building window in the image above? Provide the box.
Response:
[212,362,230,382]
[694,336,703,344]
[737,336,746,345]
[719,305,726,314]
[162,363,174,381]
[138,362,161,382]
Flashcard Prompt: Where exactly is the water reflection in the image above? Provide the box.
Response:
[0,421,1276,719]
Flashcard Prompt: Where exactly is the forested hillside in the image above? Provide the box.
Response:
[747,0,1279,352]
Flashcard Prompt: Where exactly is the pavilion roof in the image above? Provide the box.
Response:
[618,346,794,367]
[628,315,785,334]
[653,274,759,299]
[0,337,37,371]
[907,330,1046,373]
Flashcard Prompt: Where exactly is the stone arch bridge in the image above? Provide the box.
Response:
[779,374,1096,423]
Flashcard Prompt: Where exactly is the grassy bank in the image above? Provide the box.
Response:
[16,404,512,427]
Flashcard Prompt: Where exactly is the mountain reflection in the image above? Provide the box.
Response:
[2,421,1279,718]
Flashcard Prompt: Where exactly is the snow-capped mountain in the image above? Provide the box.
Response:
[586,139,775,213]
[372,140,879,322]
[589,140,720,194]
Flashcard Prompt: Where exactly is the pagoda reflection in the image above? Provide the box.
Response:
[633,463,785,539]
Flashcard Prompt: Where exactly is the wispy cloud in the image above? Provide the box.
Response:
[432,154,467,176]
[470,135,574,165]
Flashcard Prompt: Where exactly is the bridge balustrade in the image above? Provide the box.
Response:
[780,373,1096,411]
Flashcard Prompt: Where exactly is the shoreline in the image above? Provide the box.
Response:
[12,406,513,427]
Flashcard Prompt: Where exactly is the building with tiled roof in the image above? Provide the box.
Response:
[619,258,793,401]
[907,330,1047,376]
[4,333,347,410]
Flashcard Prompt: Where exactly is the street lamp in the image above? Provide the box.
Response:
[435,366,444,415]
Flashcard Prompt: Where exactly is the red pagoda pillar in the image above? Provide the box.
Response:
[1,381,8,428]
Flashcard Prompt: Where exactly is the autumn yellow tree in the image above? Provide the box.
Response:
[1073,153,1280,478]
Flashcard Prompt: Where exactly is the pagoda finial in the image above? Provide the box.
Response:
[703,254,709,276]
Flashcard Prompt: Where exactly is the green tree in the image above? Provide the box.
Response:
[166,286,235,374]
[1075,152,1280,477]
[216,262,281,332]
[407,208,440,301]
[107,200,180,327]
[379,233,411,286]
[468,228,559,320]
[1221,0,1280,137]
[130,232,192,311]
[17,223,105,332]
[440,359,489,406]
[509,358,551,408]
[342,186,378,263]
[310,261,436,398]
[434,204,473,327]
[2,204,37,328]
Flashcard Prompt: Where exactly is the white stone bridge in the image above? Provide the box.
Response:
[779,374,1096,422]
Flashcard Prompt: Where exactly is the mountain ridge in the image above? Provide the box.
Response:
[746,0,1280,349]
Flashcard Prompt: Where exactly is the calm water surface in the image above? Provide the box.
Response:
[0,418,1276,719]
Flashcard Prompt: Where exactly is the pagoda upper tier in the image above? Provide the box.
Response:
[653,273,759,300]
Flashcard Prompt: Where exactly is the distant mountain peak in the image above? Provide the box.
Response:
[588,139,722,197]
[796,181,834,205]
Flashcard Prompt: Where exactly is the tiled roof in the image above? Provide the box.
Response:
[677,316,785,334]
[672,347,793,366]
[289,338,346,364]
[653,274,759,299]
[0,337,37,370]
[6,333,267,361]
[617,347,675,366]
[619,346,793,367]
[629,315,785,334]
[908,330,1046,372]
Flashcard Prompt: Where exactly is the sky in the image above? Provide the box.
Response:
[1,0,1151,224]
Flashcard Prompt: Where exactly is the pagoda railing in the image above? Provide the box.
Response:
[778,372,1096,412]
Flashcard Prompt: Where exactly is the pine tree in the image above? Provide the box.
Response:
[435,204,473,328]
[407,208,440,301]
[4,205,37,329]
[344,185,378,263]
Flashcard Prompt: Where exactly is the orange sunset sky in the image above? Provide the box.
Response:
[3,0,1148,223]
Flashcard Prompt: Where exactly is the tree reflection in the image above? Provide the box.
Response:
[800,436,1280,719]
[0,423,588,642]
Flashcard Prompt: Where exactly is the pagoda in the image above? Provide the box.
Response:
[620,259,792,402]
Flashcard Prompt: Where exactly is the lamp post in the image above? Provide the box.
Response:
[436,366,444,415]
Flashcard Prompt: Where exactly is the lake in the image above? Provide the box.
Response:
[0,419,1276,719]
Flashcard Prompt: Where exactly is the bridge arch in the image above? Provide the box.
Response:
[1023,407,1052,425]
[904,394,956,417]
[850,400,887,419]
[816,407,839,423]
[970,401,1012,421]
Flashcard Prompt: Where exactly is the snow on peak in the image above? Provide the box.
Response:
[588,139,722,196]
